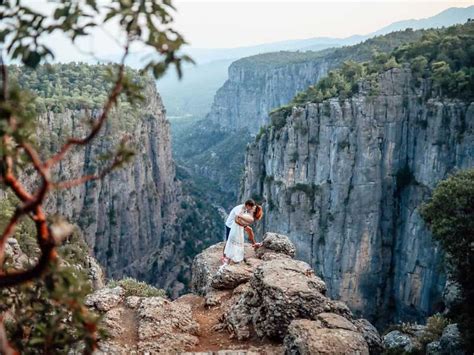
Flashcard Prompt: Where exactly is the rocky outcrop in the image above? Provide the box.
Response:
[241,67,474,325]
[194,233,382,354]
[87,286,200,353]
[88,233,381,353]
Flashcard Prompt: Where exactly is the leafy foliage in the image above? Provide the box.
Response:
[9,63,151,112]
[107,278,166,298]
[269,21,473,131]
[421,169,474,352]
[0,264,100,354]
[418,314,450,350]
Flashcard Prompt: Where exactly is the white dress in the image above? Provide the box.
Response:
[223,218,246,263]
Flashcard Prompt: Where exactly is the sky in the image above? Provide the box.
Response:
[172,1,474,48]
[6,0,474,63]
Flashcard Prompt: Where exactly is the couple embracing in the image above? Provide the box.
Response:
[222,199,263,265]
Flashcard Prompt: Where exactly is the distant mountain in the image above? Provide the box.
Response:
[372,5,474,36]
[158,5,473,117]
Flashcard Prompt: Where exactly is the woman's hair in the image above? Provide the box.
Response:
[254,205,263,220]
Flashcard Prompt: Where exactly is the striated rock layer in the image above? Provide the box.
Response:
[241,68,474,326]
[18,77,220,296]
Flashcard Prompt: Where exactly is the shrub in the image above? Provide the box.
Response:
[107,278,167,298]
[419,314,449,349]
[0,264,100,354]
[421,169,474,352]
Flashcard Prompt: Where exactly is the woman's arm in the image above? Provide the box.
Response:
[236,213,254,226]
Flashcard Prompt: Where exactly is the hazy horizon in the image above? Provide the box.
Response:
[10,1,474,64]
[173,1,474,49]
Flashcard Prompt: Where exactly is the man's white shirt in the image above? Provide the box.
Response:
[225,204,244,228]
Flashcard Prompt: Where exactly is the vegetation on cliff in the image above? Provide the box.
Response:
[421,169,474,352]
[270,20,473,123]
[9,63,151,113]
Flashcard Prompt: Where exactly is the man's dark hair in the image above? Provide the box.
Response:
[245,199,256,207]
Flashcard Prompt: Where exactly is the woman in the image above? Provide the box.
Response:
[223,205,263,264]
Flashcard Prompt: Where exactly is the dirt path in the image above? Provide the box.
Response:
[183,293,282,353]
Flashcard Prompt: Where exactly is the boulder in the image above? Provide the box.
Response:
[210,258,262,290]
[439,324,465,355]
[352,318,384,354]
[191,242,258,295]
[225,258,356,340]
[284,319,369,355]
[383,330,415,353]
[85,286,125,312]
[255,232,296,260]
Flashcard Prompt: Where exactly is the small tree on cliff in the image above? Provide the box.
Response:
[0,0,191,353]
[421,169,474,352]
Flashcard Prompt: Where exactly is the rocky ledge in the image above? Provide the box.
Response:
[89,232,382,354]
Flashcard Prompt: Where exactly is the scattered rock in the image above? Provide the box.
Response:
[383,330,415,353]
[85,286,125,312]
[284,319,369,355]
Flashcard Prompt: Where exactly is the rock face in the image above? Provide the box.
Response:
[207,52,332,134]
[241,67,474,326]
[37,82,181,286]
[206,31,424,134]
[14,70,221,296]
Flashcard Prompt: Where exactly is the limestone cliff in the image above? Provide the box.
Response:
[207,30,424,134]
[9,65,221,296]
[241,68,474,326]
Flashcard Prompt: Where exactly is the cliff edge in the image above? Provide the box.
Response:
[88,233,383,354]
